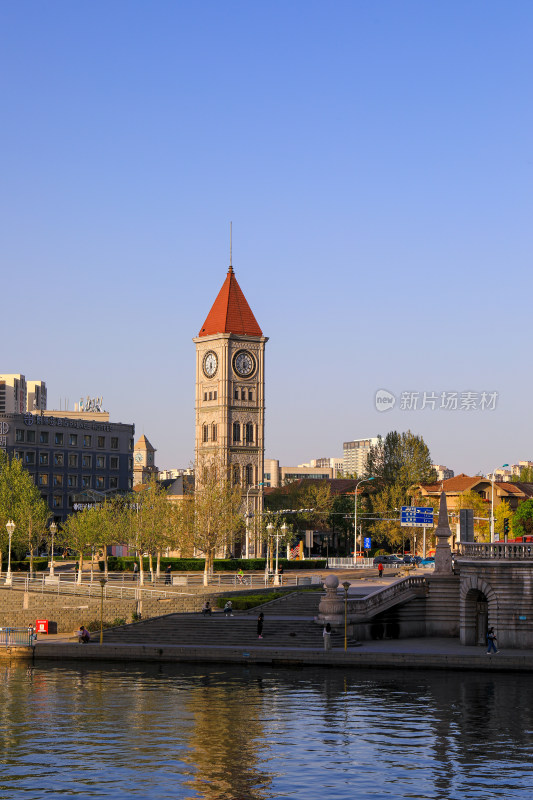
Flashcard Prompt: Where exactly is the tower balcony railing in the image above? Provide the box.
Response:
[456,542,533,560]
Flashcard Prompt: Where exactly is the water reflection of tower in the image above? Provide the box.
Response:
[183,683,272,800]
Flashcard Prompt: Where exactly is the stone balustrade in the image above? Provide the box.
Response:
[456,542,533,560]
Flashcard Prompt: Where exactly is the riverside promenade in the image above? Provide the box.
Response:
[27,574,533,673]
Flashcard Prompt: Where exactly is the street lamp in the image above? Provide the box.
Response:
[5,520,15,586]
[491,463,509,543]
[273,522,287,586]
[266,522,274,582]
[99,577,108,644]
[342,580,350,651]
[354,478,375,564]
[49,522,57,578]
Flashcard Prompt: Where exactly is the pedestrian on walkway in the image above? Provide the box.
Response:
[223,600,233,617]
[133,562,139,581]
[164,565,172,585]
[257,612,264,639]
[378,562,384,579]
[486,626,499,654]
[323,622,332,651]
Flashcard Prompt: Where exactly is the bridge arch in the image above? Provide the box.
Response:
[460,575,499,646]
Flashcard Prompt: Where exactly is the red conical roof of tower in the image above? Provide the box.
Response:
[198,267,263,337]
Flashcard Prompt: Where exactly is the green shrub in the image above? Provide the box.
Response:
[2,559,49,572]
[102,556,327,572]
[215,592,286,610]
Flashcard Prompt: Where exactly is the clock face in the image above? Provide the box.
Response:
[135,452,143,463]
[233,350,256,377]
[203,350,218,378]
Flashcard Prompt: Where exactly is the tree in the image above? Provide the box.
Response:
[511,466,533,483]
[189,460,244,585]
[59,508,101,583]
[365,431,436,490]
[127,478,174,585]
[0,452,51,570]
[513,499,533,538]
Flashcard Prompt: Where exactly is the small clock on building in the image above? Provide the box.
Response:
[135,452,143,463]
[233,350,256,377]
[203,351,218,378]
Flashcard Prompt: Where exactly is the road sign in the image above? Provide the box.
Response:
[363,537,372,550]
[401,506,434,528]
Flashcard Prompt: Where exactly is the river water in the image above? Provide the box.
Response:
[0,661,531,799]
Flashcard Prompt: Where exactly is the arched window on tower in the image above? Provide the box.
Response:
[211,423,217,442]
[245,423,254,444]
[233,464,240,485]
[233,422,241,443]
[202,424,209,443]
[245,464,254,485]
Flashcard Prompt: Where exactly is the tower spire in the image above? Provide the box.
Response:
[229,221,233,273]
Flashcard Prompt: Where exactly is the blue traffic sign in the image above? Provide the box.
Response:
[401,506,434,528]
[363,537,372,550]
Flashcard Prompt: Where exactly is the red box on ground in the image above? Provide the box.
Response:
[36,620,48,634]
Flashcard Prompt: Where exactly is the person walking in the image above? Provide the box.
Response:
[323,622,332,651]
[486,626,499,654]
[378,562,384,579]
[257,612,264,639]
[164,565,172,585]
[133,561,139,581]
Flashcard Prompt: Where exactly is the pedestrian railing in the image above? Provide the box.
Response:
[327,558,375,569]
[0,571,323,600]
[0,626,35,647]
[457,542,533,560]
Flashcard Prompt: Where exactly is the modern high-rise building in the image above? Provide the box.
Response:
[193,264,267,553]
[0,374,46,414]
[343,437,379,477]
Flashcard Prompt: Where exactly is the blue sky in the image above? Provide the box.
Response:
[1,1,532,474]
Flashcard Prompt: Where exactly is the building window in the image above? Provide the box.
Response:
[234,390,239,400]
[83,435,92,448]
[96,476,105,489]
[53,474,64,487]
[15,450,24,461]
[16,430,24,442]
[109,476,118,489]
[202,424,209,443]
[245,464,254,485]
[68,475,78,488]
[52,495,62,508]
[54,453,64,467]
[208,392,212,401]
[38,474,49,486]
[82,476,91,489]
[26,430,36,443]
[233,464,240,485]
[248,390,253,401]
[25,452,35,465]
[82,455,92,468]
[128,478,133,489]
[204,392,207,401]
[97,436,105,448]
[111,437,119,450]
[110,456,119,470]
[96,456,105,469]
[128,457,133,471]
[39,453,49,466]
[211,424,217,442]
[129,439,134,451]
[69,434,78,446]
[241,389,246,400]
[214,391,217,400]
[245,423,254,444]
[39,432,49,444]
[68,454,78,468]
[232,422,241,443]
[55,433,63,445]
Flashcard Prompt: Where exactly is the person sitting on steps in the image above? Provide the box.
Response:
[202,601,212,616]
[78,625,90,643]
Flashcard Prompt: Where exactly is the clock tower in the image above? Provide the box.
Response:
[133,434,157,486]
[193,264,268,556]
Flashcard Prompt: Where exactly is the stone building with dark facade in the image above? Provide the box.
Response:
[0,410,134,522]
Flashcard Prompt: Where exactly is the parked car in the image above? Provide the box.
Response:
[419,557,435,567]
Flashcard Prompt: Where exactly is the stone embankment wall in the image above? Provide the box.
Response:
[0,585,294,633]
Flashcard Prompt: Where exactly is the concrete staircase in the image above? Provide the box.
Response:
[240,590,323,617]
[102,611,330,648]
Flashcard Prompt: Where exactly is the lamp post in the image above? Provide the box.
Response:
[342,580,350,651]
[5,520,15,586]
[266,522,274,582]
[99,578,107,644]
[49,522,57,578]
[354,478,375,565]
[491,463,509,543]
[273,522,287,585]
